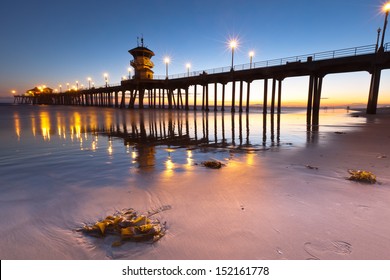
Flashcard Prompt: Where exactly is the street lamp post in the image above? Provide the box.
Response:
[128,67,132,79]
[76,81,79,91]
[104,73,108,87]
[249,51,255,69]
[230,40,237,71]
[379,2,390,52]
[66,83,69,91]
[186,63,191,77]
[376,28,382,52]
[164,57,170,79]
[87,77,91,89]
[59,84,62,93]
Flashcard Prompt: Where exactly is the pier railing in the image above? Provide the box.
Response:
[153,42,389,80]
[92,42,390,87]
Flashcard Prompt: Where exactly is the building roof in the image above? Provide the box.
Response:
[128,46,155,57]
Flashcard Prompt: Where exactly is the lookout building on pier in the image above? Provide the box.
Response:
[128,38,155,80]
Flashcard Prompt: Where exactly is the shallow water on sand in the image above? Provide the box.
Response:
[0,104,365,259]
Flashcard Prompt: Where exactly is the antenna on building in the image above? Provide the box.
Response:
[137,36,140,47]
[141,34,144,47]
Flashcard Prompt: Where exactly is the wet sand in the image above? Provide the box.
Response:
[145,110,390,260]
[1,106,390,259]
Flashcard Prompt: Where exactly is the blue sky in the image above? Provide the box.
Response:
[1,0,389,105]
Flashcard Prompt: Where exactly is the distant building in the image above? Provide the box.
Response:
[26,86,53,96]
[128,38,155,80]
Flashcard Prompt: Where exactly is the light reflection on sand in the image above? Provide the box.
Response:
[13,112,20,140]
[2,105,389,260]
[7,106,367,175]
[39,111,51,141]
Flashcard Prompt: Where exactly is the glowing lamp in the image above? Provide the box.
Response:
[384,2,390,12]
[230,40,237,49]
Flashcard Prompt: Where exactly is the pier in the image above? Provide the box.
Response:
[14,42,390,125]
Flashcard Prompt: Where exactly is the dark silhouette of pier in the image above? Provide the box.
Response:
[14,42,390,125]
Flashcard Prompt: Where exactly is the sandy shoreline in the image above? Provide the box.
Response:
[247,109,390,259]
[1,106,390,260]
[79,109,390,259]
[129,108,390,260]
[155,111,390,260]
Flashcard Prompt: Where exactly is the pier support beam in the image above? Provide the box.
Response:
[158,88,162,108]
[263,79,268,114]
[172,89,177,109]
[168,89,173,109]
[202,85,205,110]
[129,89,136,109]
[154,88,157,108]
[239,80,244,112]
[194,85,197,110]
[231,81,236,113]
[205,84,209,111]
[214,83,218,111]
[270,79,276,114]
[277,79,282,114]
[162,89,165,109]
[307,75,314,124]
[221,83,226,111]
[185,87,189,110]
[177,88,182,109]
[312,76,323,125]
[120,91,125,108]
[307,75,324,125]
[367,68,382,114]
[115,91,119,108]
[246,81,251,112]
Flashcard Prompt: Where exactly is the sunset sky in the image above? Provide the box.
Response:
[1,0,390,106]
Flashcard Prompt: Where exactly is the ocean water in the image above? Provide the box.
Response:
[0,104,365,259]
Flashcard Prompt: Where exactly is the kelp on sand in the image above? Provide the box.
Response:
[348,170,377,184]
[77,206,171,246]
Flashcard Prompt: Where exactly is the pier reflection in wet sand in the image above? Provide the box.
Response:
[98,110,283,153]
[7,106,363,174]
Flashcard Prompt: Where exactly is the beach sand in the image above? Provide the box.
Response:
[142,110,390,260]
[1,107,390,260]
